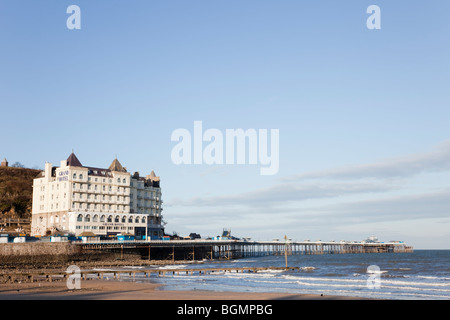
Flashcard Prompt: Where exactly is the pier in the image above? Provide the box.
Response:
[77,239,413,261]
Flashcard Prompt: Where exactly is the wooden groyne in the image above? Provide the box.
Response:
[0,266,300,284]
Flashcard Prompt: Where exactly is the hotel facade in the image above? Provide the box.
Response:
[31,153,164,238]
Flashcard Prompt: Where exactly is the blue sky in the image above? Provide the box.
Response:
[1,1,450,248]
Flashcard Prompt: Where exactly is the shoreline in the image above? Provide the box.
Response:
[0,279,370,300]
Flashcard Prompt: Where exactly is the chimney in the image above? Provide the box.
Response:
[45,162,52,182]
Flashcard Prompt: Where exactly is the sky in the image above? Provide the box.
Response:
[1,1,449,249]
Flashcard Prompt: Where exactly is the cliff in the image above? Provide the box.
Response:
[0,167,40,219]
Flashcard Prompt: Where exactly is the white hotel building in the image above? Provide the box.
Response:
[31,153,164,238]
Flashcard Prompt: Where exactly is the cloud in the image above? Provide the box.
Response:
[285,140,450,181]
[167,190,450,235]
[165,139,450,245]
[170,180,398,208]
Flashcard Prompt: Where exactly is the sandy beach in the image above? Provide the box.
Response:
[0,279,366,300]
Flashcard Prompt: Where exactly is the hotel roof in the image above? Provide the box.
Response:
[66,153,82,167]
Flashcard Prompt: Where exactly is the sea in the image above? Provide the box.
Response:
[110,250,450,300]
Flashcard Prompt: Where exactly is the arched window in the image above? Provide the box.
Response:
[135,216,140,223]
[107,215,112,223]
[141,216,146,224]
[77,214,83,222]
[100,215,105,223]
[93,215,98,222]
[128,216,133,223]
[121,216,126,223]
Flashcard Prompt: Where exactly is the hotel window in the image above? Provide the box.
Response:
[73,173,76,179]
[123,178,126,183]
[128,216,133,223]
[115,216,119,223]
[117,178,120,183]
[100,215,105,223]
[107,216,112,223]
[85,215,90,222]
[121,216,126,223]
[93,215,98,222]
[77,214,83,222]
[79,174,83,179]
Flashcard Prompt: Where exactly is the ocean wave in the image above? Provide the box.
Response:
[156,265,189,270]
[300,266,316,271]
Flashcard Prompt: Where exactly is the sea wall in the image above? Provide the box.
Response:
[0,242,78,257]
[0,242,126,267]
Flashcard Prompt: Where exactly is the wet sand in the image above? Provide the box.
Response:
[0,280,366,300]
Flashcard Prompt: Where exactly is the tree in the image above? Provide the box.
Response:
[11,162,25,168]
